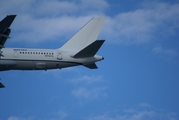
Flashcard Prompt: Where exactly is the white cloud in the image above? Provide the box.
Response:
[70,75,107,99]
[7,110,68,120]
[71,75,103,84]
[102,2,179,45]
[35,1,78,16]
[152,46,178,60]
[165,49,178,57]
[56,110,68,120]
[0,0,107,45]
[0,0,33,15]
[80,0,109,12]
[72,87,107,99]
[1,0,178,47]
[152,46,163,54]
[0,0,108,16]
[7,105,177,120]
[86,103,177,120]
[139,103,152,108]
[8,116,34,120]
[12,15,94,44]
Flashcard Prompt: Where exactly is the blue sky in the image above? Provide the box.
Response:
[0,0,179,120]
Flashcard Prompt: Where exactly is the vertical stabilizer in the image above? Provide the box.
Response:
[59,17,105,53]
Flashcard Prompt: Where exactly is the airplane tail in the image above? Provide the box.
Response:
[59,17,105,54]
[59,17,105,69]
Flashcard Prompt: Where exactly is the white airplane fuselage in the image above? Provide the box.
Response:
[0,16,105,88]
[0,48,103,71]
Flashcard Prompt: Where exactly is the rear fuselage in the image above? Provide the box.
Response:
[0,48,103,71]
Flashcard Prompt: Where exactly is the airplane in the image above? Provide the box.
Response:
[0,15,105,88]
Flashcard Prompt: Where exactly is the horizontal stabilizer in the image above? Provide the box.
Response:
[83,63,98,69]
[0,82,5,88]
[73,40,105,58]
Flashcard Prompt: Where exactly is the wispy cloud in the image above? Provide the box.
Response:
[72,87,107,99]
[71,75,103,84]
[86,103,177,120]
[0,0,108,16]
[7,103,177,120]
[12,16,93,44]
[152,46,178,60]
[7,110,68,120]
[1,0,178,47]
[139,103,152,108]
[55,110,68,120]
[70,75,107,99]
[102,2,179,45]
[8,116,34,120]
[0,0,108,45]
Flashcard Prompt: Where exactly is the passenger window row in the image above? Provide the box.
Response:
[19,52,54,55]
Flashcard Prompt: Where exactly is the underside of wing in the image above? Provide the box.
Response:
[0,15,16,48]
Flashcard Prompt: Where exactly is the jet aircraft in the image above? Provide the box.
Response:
[0,15,105,88]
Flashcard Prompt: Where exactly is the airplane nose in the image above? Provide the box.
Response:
[102,57,104,60]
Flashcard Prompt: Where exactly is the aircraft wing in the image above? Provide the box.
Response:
[0,15,16,48]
